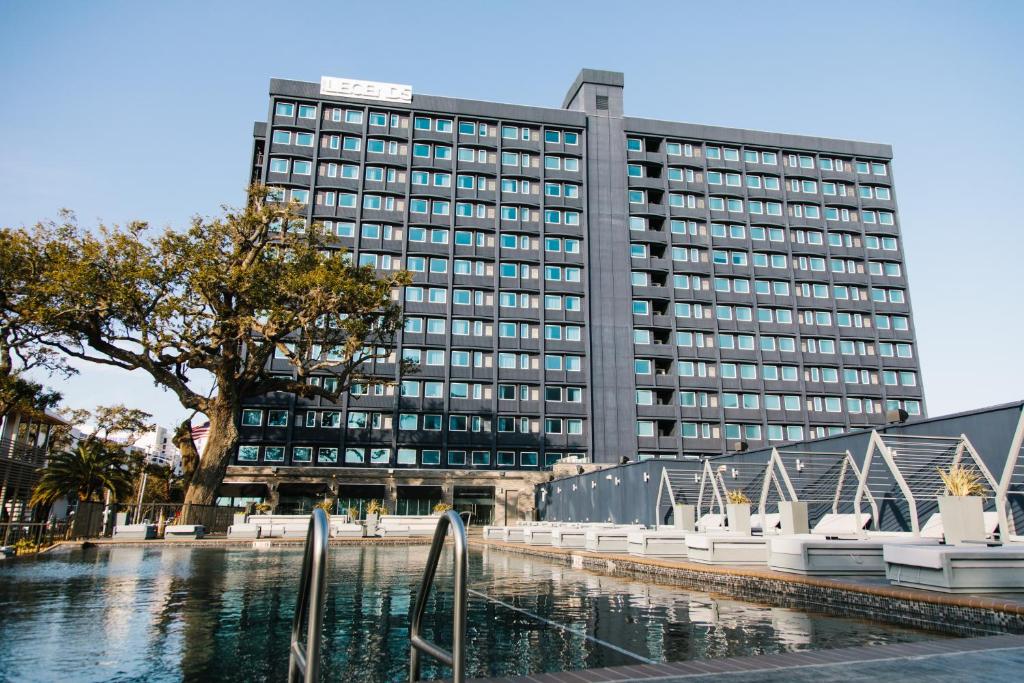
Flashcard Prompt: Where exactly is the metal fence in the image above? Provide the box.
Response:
[0,521,70,552]
[125,503,240,534]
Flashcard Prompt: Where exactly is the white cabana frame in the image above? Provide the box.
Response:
[995,407,1024,540]
[655,460,720,526]
[757,448,878,531]
[853,430,997,535]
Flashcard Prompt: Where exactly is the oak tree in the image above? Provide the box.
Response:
[14,188,409,505]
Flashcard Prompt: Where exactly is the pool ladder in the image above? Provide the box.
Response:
[409,510,468,682]
[286,508,469,683]
[288,508,330,683]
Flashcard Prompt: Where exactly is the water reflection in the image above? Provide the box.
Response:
[0,545,947,682]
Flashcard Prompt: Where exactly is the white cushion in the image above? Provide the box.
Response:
[812,513,871,536]
[686,535,712,550]
[697,514,725,531]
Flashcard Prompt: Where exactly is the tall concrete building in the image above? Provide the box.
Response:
[227,69,924,522]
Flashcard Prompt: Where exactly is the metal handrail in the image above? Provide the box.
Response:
[288,508,330,683]
[409,510,468,683]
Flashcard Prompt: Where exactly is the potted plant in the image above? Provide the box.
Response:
[254,502,272,515]
[346,506,359,524]
[432,502,453,516]
[725,490,752,535]
[364,499,384,534]
[937,464,987,545]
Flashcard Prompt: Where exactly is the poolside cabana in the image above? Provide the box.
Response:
[628,461,718,558]
[761,447,892,575]
[758,447,877,536]
[884,411,1024,593]
[853,430,998,537]
[685,460,771,565]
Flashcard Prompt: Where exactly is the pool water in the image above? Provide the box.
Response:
[0,545,948,682]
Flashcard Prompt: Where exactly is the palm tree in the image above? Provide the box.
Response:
[30,441,134,506]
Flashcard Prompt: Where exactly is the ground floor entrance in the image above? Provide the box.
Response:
[454,486,495,525]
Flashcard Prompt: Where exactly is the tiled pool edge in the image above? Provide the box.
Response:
[40,537,434,552]
[474,539,1024,637]
[475,633,1024,682]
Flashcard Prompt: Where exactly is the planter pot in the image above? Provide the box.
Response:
[726,503,751,535]
[365,513,379,534]
[938,495,985,545]
[778,501,809,535]
[673,503,696,531]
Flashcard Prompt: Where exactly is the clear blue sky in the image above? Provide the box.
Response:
[1,0,1022,428]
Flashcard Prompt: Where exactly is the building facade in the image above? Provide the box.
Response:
[226,69,924,521]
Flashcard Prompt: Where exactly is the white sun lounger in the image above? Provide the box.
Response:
[686,533,768,565]
[627,529,689,558]
[164,524,205,540]
[696,514,726,533]
[113,524,156,540]
[551,527,588,548]
[811,513,872,537]
[522,527,554,545]
[330,523,365,538]
[919,511,1000,540]
[768,534,940,575]
[584,527,635,553]
[885,543,1024,593]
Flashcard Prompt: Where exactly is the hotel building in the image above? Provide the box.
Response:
[225,70,924,522]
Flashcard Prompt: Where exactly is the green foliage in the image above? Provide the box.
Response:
[8,188,411,503]
[432,502,453,513]
[346,506,359,520]
[30,441,134,506]
[0,224,72,420]
[314,500,334,513]
[365,499,384,516]
[254,502,272,514]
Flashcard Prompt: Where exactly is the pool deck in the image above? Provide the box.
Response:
[473,539,1024,635]
[474,632,1024,682]
[473,539,1024,681]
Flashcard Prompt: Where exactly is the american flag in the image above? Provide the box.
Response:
[190,422,210,441]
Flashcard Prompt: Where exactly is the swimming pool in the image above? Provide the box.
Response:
[0,544,948,682]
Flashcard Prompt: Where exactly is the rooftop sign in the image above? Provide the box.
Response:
[319,76,412,103]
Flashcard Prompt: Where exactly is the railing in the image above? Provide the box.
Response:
[409,510,468,683]
[287,508,330,683]
[0,437,49,465]
[0,521,70,550]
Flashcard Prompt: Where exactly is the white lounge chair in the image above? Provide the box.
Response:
[627,529,689,558]
[696,514,726,533]
[522,527,554,545]
[686,533,768,565]
[768,533,939,575]
[584,527,635,553]
[164,524,205,540]
[330,523,365,538]
[919,511,1000,540]
[551,527,588,548]
[227,523,260,539]
[113,524,156,540]
[885,544,1024,593]
[751,513,782,535]
[811,513,872,537]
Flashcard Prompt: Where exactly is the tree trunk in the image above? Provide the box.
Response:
[182,403,239,507]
